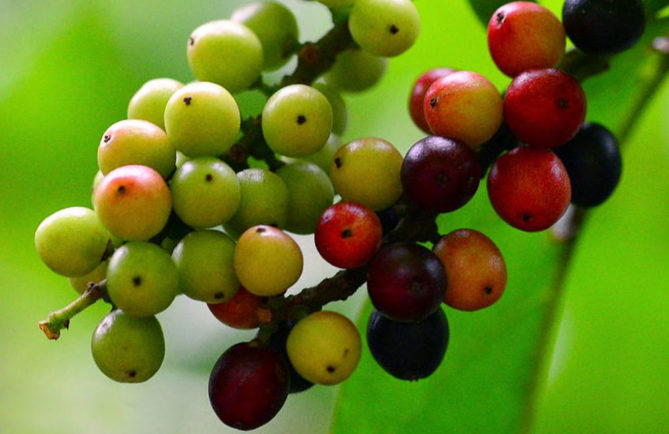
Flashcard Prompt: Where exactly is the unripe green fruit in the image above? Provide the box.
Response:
[231,1,299,71]
[91,171,104,207]
[349,0,420,57]
[262,84,333,157]
[277,162,334,234]
[234,225,303,296]
[313,82,347,135]
[69,260,108,294]
[35,207,111,277]
[302,134,342,173]
[91,310,165,383]
[107,242,179,317]
[172,230,240,303]
[170,158,241,228]
[127,78,183,130]
[187,20,263,93]
[164,82,241,157]
[98,119,176,178]
[316,0,355,9]
[286,311,361,385]
[226,169,289,234]
[324,49,388,93]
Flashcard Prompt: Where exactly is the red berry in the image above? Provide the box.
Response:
[367,243,445,322]
[487,147,571,232]
[315,201,383,269]
[504,69,586,148]
[208,341,289,431]
[408,68,455,134]
[488,2,565,77]
[207,287,265,330]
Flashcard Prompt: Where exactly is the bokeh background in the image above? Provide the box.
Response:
[0,0,667,433]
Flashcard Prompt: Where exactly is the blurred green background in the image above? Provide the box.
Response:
[0,0,667,433]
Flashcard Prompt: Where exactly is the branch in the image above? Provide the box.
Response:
[38,281,107,340]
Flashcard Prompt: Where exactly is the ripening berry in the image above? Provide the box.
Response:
[209,342,289,430]
[433,229,507,311]
[554,122,622,207]
[208,287,264,330]
[349,0,420,57]
[408,68,456,134]
[286,311,362,385]
[264,322,315,394]
[315,201,383,269]
[488,147,571,232]
[424,71,503,151]
[504,68,586,148]
[367,243,445,322]
[401,136,481,213]
[127,78,183,130]
[324,49,388,93]
[488,2,566,77]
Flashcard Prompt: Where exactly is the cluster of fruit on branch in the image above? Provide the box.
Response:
[34,0,646,430]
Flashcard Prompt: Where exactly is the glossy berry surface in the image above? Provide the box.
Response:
[69,260,108,294]
[424,71,503,150]
[324,49,387,93]
[315,201,383,269]
[488,2,565,77]
[349,0,420,57]
[562,0,645,54]
[226,168,288,234]
[265,322,314,394]
[488,147,571,231]
[401,136,481,213]
[208,287,263,330]
[367,308,449,380]
[367,243,445,322]
[554,122,622,207]
[433,229,507,311]
[127,78,183,130]
[209,342,289,431]
[504,68,586,148]
[408,68,455,134]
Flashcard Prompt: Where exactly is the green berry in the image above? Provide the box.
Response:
[276,162,334,234]
[35,207,111,277]
[172,230,240,303]
[69,260,108,294]
[302,134,342,173]
[106,242,179,317]
[324,49,388,93]
[262,84,333,157]
[317,0,355,9]
[226,169,289,234]
[330,138,404,210]
[91,170,105,207]
[312,82,347,135]
[127,78,183,130]
[349,0,420,57]
[164,82,241,157]
[187,20,263,93]
[98,119,176,178]
[91,310,165,383]
[231,1,299,71]
[170,158,241,228]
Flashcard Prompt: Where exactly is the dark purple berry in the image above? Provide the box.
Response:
[265,322,315,394]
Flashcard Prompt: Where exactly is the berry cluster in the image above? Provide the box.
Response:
[34,0,643,431]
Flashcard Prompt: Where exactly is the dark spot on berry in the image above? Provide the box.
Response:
[117,185,126,195]
[214,292,224,299]
[558,98,568,109]
[297,115,307,125]
[183,96,192,106]
[189,36,195,46]
[269,223,279,228]
[334,157,342,168]
[103,134,111,143]
[343,348,349,356]
[484,286,493,295]
[205,173,213,182]
[127,370,137,378]
[436,173,448,187]
[496,11,505,24]
[132,276,142,286]
[256,226,267,233]
[341,228,353,239]
[430,98,437,108]
[326,365,336,373]
[389,24,399,35]
[521,213,532,222]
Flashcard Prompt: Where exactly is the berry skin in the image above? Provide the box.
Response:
[488,2,566,77]
[401,136,481,213]
[69,260,108,294]
[35,207,111,277]
[562,0,645,55]
[488,147,571,232]
[303,134,342,173]
[91,310,165,383]
[226,168,288,234]
[208,287,264,330]
[315,201,383,269]
[94,165,172,241]
[286,311,362,385]
[209,342,289,431]
[408,68,456,134]
[234,225,303,297]
[164,81,241,157]
[97,119,175,178]
[367,243,446,322]
[264,322,314,394]
[349,0,420,57]
[324,49,388,93]
[367,308,449,381]
[312,82,347,135]
[187,20,263,93]
[554,122,622,207]
[329,138,403,211]
[504,68,586,148]
[433,229,507,311]
[127,78,183,130]
[424,71,503,151]
[317,0,355,8]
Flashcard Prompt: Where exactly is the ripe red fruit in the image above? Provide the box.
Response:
[401,136,481,213]
[315,201,383,269]
[367,242,445,322]
[408,68,455,134]
[488,2,566,77]
[207,287,265,330]
[487,147,571,232]
[504,69,586,148]
[208,341,289,431]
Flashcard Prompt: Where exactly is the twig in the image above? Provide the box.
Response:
[38,281,107,340]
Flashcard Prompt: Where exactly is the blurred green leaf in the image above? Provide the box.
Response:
[467,0,525,26]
